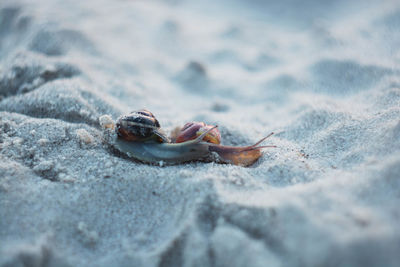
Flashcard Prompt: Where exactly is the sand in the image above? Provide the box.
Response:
[1,0,399,266]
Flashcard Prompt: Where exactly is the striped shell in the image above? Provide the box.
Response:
[116,109,167,142]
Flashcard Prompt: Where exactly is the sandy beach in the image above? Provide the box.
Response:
[1,0,400,266]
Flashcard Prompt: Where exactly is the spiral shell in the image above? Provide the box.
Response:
[115,109,167,142]
[175,122,221,144]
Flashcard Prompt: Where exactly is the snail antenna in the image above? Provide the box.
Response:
[241,132,276,151]
[252,132,274,147]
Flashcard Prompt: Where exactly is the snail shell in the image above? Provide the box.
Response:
[115,109,169,143]
[174,122,221,144]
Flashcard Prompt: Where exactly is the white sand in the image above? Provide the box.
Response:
[1,0,399,266]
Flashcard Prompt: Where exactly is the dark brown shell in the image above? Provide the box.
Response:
[116,109,167,142]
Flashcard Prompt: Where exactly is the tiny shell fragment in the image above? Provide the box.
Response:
[38,138,49,146]
[99,115,114,129]
[76,128,94,144]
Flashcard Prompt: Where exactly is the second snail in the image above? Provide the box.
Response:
[101,109,275,167]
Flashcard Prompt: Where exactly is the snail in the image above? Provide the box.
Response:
[106,109,275,167]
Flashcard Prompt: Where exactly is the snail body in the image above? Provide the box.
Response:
[110,110,275,167]
[114,129,212,165]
